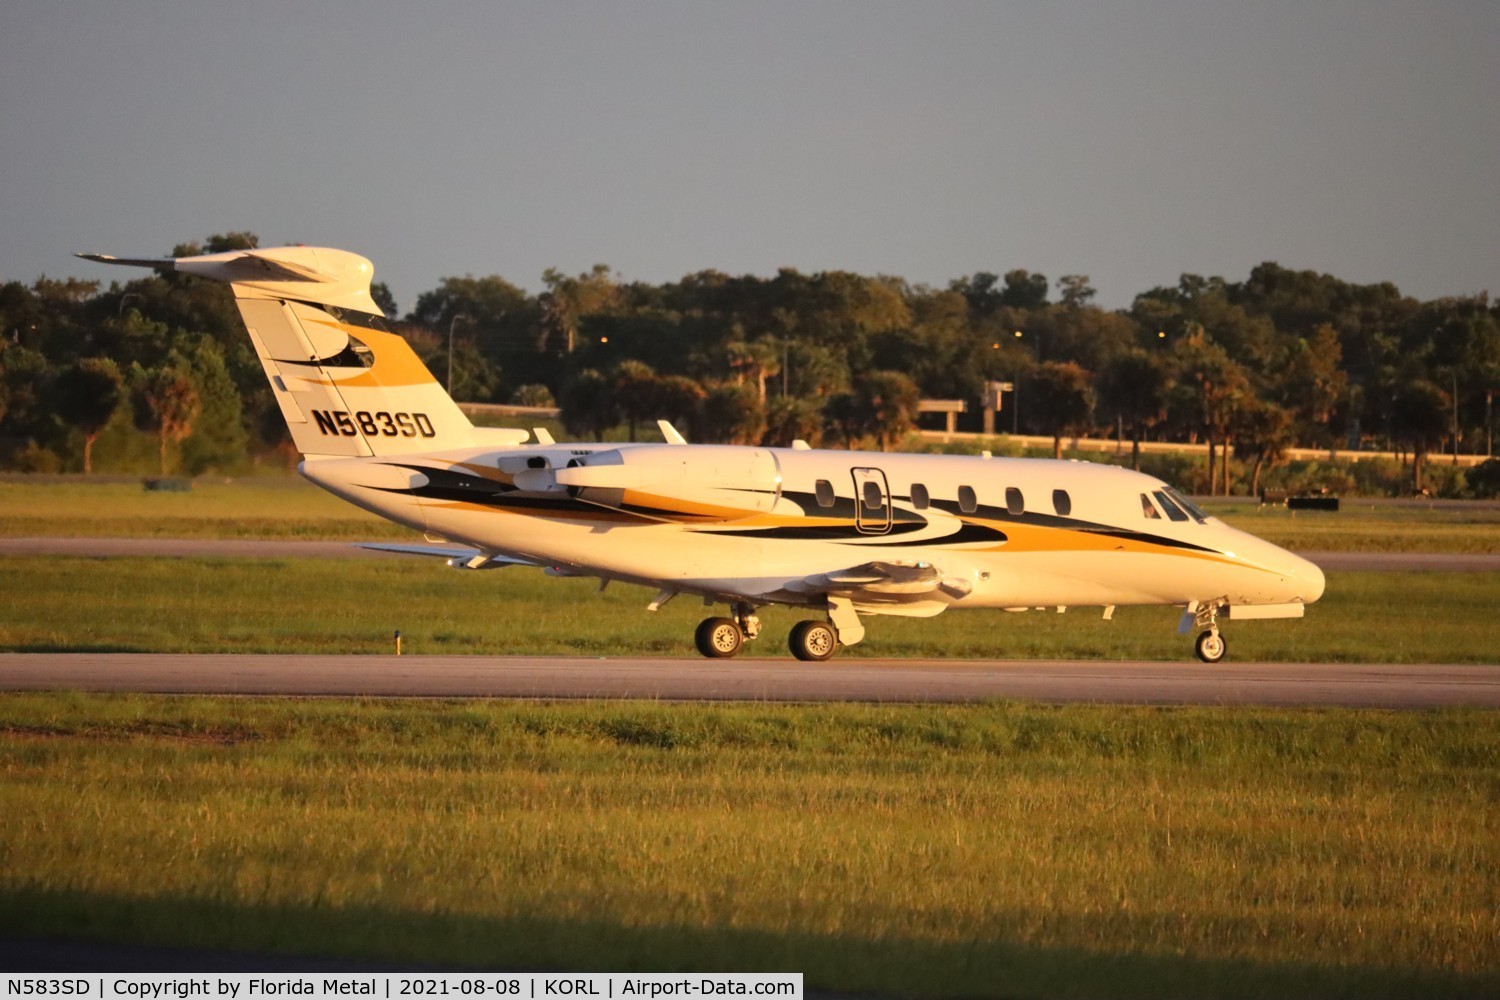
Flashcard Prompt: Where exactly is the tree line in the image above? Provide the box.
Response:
[3,231,1498,495]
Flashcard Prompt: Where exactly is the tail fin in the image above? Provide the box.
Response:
[79,246,482,458]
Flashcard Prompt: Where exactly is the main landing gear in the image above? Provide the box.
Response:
[692,598,863,661]
[787,620,838,661]
[693,617,745,658]
[693,602,762,659]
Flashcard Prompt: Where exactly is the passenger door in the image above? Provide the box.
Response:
[851,467,892,534]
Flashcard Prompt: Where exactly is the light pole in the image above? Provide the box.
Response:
[1013,328,1038,359]
[447,313,471,396]
[1012,329,1038,434]
[117,292,143,316]
[1452,370,1460,465]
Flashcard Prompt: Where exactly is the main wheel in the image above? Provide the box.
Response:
[1194,629,1227,663]
[695,617,743,658]
[788,620,839,662]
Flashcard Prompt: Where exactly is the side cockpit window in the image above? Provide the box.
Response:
[1140,493,1162,519]
[814,480,835,508]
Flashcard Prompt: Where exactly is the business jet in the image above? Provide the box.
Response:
[80,246,1324,662]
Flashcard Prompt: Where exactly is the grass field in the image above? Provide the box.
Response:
[2,555,1499,662]
[6,476,1500,551]
[0,477,390,540]
[4,475,1497,997]
[0,695,1494,998]
[1210,500,1500,553]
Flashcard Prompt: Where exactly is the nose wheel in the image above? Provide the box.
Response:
[1194,629,1226,663]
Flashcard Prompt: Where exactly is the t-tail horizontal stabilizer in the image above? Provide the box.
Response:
[79,245,480,459]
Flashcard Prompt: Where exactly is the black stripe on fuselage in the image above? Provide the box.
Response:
[368,464,656,522]
[922,498,1220,554]
[369,465,784,525]
[695,520,938,542]
[368,465,1223,555]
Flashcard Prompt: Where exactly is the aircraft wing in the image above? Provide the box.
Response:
[357,542,539,570]
[785,559,973,615]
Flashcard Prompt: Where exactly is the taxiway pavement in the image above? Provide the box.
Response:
[1,653,1495,708]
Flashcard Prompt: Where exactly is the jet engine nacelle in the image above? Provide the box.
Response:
[547,445,783,522]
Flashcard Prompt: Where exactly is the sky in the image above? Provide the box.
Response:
[2,1,1496,313]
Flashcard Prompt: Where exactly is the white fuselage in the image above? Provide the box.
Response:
[301,441,1325,618]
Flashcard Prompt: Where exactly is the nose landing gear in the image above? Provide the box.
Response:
[1194,628,1227,663]
[1182,599,1229,663]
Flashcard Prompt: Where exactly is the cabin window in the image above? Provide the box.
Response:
[910,483,929,510]
[862,480,884,511]
[958,485,977,514]
[1005,487,1025,516]
[1140,493,1162,519]
[814,480,835,508]
[1153,489,1190,522]
[1052,489,1071,516]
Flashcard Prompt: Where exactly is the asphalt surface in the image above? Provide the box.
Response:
[4,538,1497,709]
[1,652,1496,708]
[5,536,1500,571]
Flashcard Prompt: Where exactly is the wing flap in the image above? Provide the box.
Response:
[786,559,973,612]
[357,542,538,570]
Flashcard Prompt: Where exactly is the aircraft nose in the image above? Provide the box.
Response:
[1287,552,1326,604]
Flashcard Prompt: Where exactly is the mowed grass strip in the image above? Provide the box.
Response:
[1209,501,1500,554]
[0,696,1494,998]
[2,555,1498,663]
[0,478,394,540]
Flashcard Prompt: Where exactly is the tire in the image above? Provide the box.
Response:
[695,617,743,658]
[1194,629,1227,663]
[788,620,839,662]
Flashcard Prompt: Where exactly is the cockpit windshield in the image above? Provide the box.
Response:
[1161,485,1209,524]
